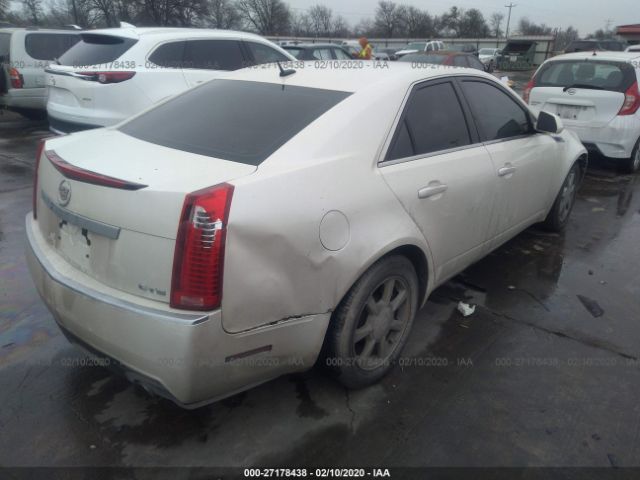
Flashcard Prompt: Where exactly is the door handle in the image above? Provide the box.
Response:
[498,164,517,177]
[418,183,448,199]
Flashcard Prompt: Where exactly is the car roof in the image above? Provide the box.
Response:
[77,27,266,42]
[0,27,80,34]
[223,61,494,94]
[546,51,640,63]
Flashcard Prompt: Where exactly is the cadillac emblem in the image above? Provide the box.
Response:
[58,180,71,206]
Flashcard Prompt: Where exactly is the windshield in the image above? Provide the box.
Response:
[120,80,351,165]
[535,60,635,93]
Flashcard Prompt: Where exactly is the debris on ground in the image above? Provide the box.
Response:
[457,302,476,317]
[577,295,605,318]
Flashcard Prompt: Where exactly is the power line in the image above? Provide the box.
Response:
[505,2,517,39]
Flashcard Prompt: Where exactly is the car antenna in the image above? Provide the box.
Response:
[277,61,296,78]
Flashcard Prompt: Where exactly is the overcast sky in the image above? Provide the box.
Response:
[287,0,636,36]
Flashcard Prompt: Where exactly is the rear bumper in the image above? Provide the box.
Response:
[48,115,102,134]
[564,117,640,159]
[25,214,331,407]
[0,88,47,110]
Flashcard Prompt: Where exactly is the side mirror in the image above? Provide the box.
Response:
[536,110,564,134]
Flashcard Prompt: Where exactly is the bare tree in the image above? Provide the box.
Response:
[556,26,579,49]
[332,14,349,37]
[518,17,552,36]
[0,0,9,19]
[458,8,489,38]
[374,1,401,38]
[290,11,311,36]
[397,5,433,38]
[236,0,291,35]
[308,4,332,37]
[21,0,44,24]
[490,12,504,38]
[207,0,240,29]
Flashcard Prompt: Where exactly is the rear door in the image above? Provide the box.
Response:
[458,78,559,244]
[181,39,246,88]
[379,79,497,284]
[529,60,633,127]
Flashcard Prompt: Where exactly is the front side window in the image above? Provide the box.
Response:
[25,33,80,61]
[387,81,471,161]
[245,42,289,65]
[182,40,244,71]
[461,80,531,141]
[120,80,351,165]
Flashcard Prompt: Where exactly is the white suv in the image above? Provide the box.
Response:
[45,27,295,133]
[524,51,640,172]
[395,40,445,59]
[0,28,80,119]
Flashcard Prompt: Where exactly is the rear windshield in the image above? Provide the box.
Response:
[120,80,351,165]
[58,34,137,67]
[535,60,636,93]
[25,33,80,61]
[400,54,446,64]
[0,33,10,59]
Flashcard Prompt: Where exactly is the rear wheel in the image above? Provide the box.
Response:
[325,255,419,389]
[541,162,581,232]
[621,139,640,174]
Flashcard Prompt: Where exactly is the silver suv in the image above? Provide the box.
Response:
[0,28,80,119]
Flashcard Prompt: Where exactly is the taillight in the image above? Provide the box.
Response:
[76,71,136,84]
[32,139,46,219]
[523,76,536,104]
[171,184,234,311]
[618,81,640,116]
[9,68,23,89]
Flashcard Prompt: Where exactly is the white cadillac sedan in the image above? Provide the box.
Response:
[26,62,587,408]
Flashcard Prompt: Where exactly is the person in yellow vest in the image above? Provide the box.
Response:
[358,37,373,60]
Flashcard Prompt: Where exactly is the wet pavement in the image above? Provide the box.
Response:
[1,110,640,471]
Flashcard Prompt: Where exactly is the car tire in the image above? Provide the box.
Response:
[621,138,640,174]
[541,162,581,232]
[325,255,419,389]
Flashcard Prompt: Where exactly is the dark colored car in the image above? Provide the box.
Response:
[399,51,487,71]
[283,43,353,61]
[564,39,627,53]
[449,44,479,56]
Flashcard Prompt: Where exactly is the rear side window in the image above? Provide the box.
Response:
[148,41,185,68]
[59,34,138,66]
[0,33,10,60]
[334,48,351,60]
[284,47,303,59]
[461,81,531,141]
[245,42,289,65]
[387,81,471,160]
[183,40,244,70]
[312,48,332,60]
[120,80,351,165]
[24,33,80,61]
[535,60,635,93]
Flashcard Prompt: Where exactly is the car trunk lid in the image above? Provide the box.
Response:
[35,129,256,303]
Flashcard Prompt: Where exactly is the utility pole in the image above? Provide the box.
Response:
[71,0,79,25]
[505,2,517,39]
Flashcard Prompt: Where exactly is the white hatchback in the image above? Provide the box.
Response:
[45,27,295,133]
[524,51,640,172]
[27,63,586,407]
